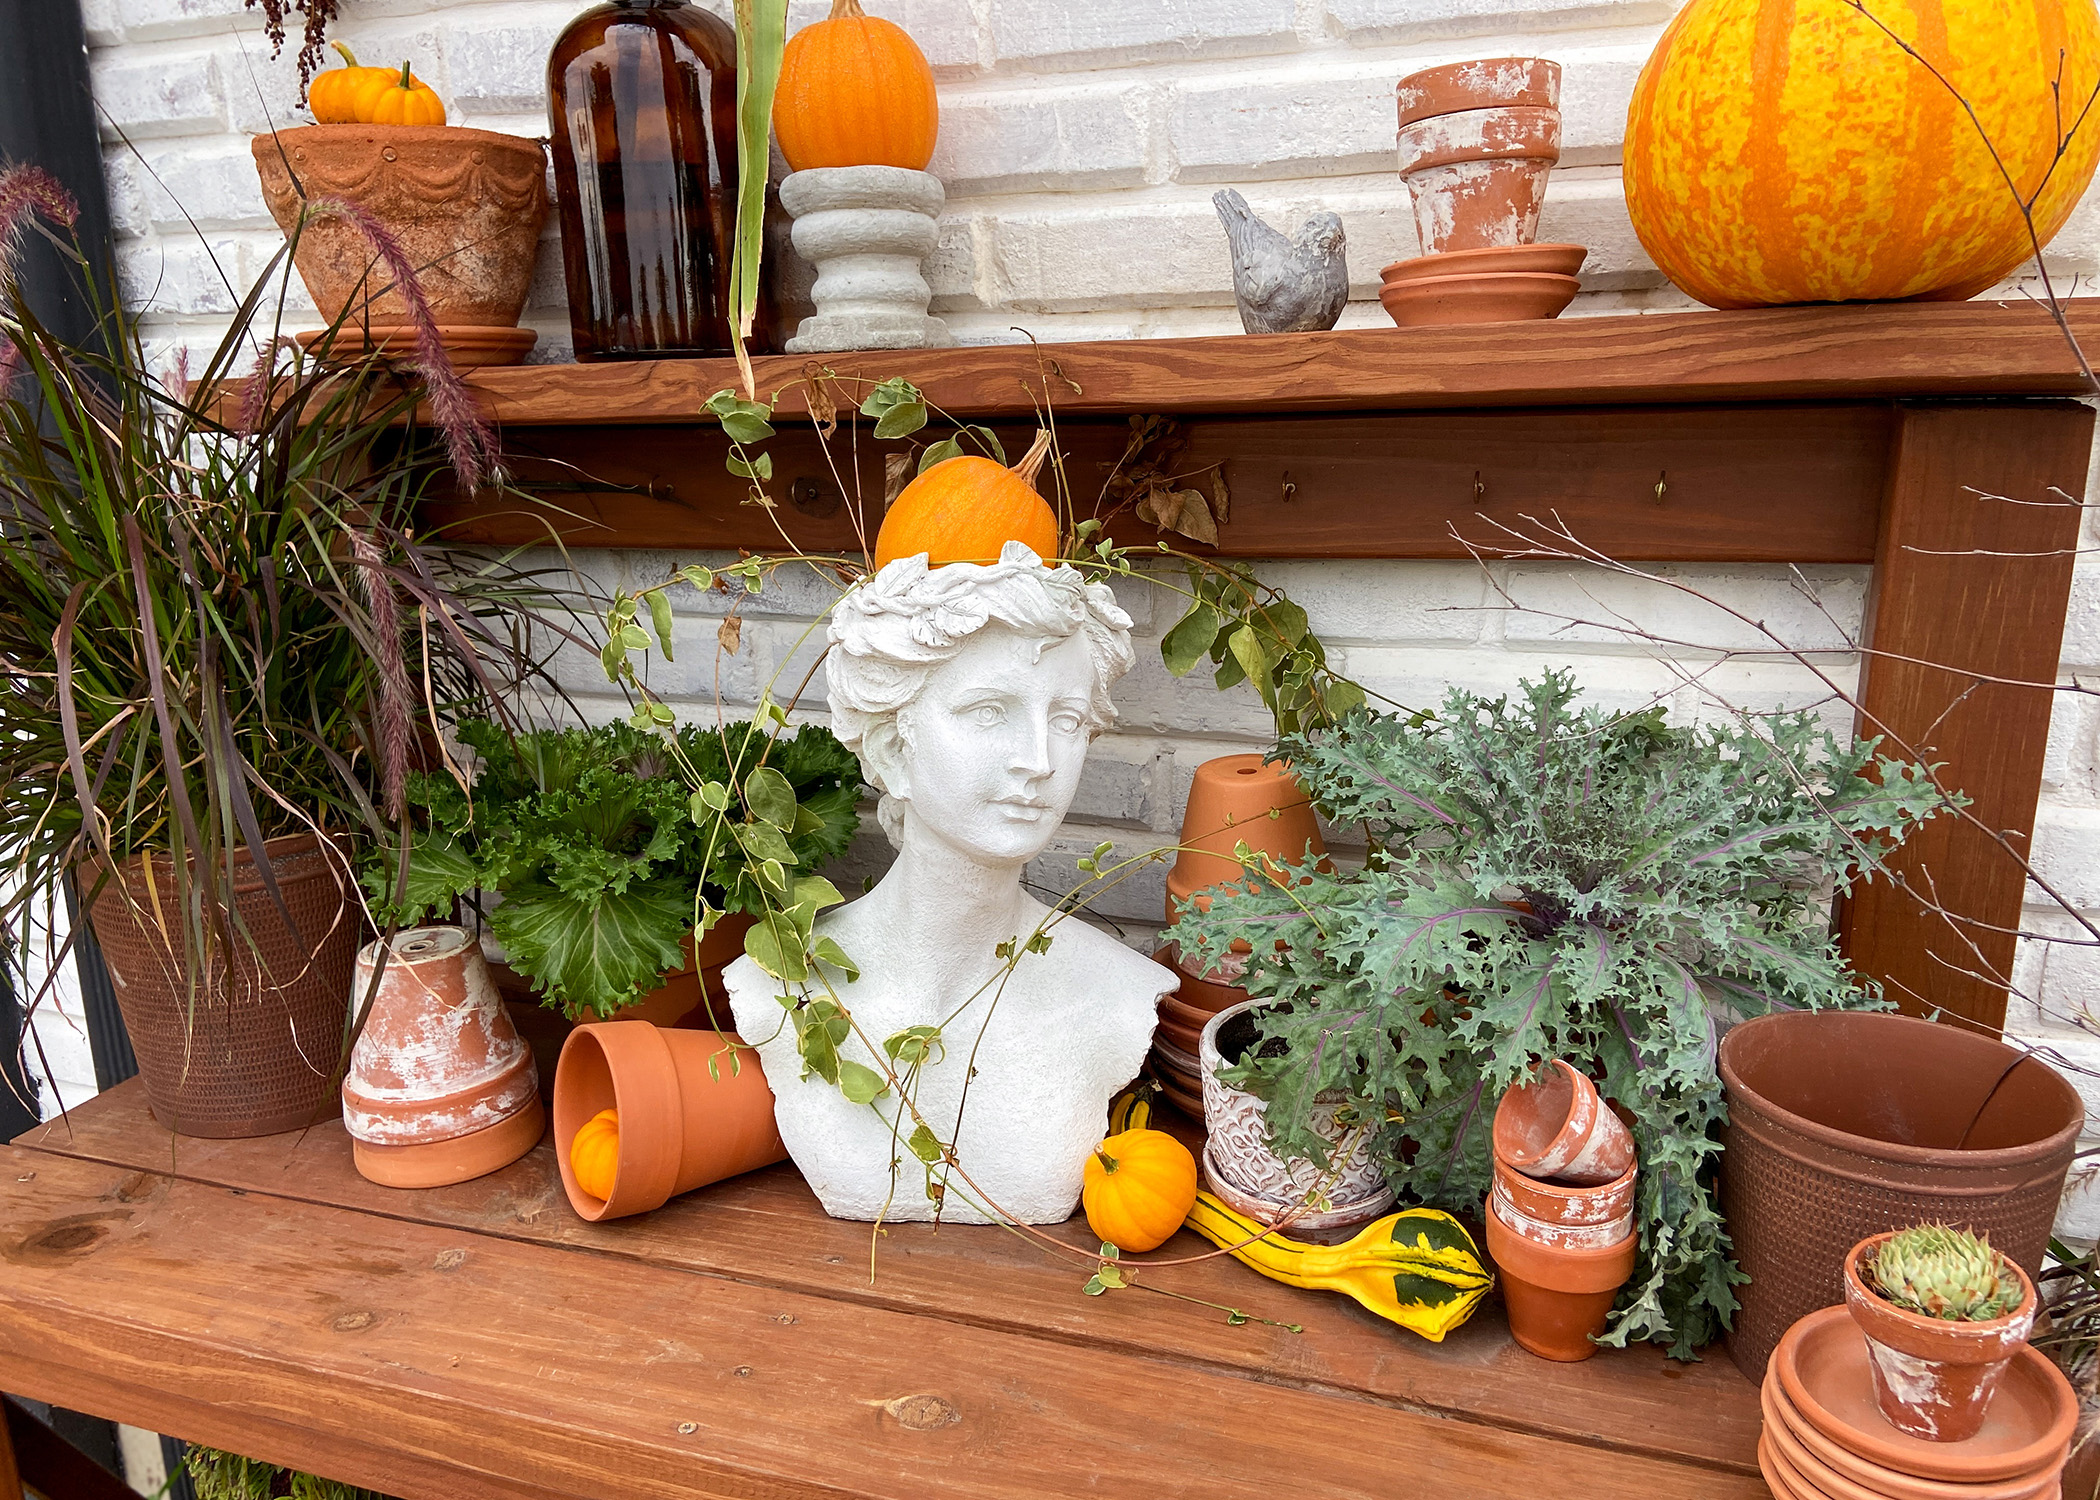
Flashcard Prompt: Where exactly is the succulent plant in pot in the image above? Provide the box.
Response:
[1846,1225,2039,1443]
[1168,669,1949,1357]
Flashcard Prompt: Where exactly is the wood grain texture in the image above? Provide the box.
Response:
[428,404,1889,562]
[460,299,2100,426]
[18,1081,1765,1481]
[1839,402,2093,1031]
[0,1141,1769,1500]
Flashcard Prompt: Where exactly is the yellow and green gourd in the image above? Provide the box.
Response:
[1185,1192,1493,1341]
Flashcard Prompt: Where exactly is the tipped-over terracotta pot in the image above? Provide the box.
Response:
[251,124,549,367]
[1844,1232,2039,1444]
[1493,1058,1634,1185]
[1483,1205,1636,1361]
[614,914,759,1028]
[343,925,544,1189]
[1167,754,1325,924]
[552,1020,787,1221]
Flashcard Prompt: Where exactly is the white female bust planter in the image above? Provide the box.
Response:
[725,544,1175,1224]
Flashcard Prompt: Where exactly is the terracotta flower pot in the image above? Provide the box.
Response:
[1773,1305,2079,1487]
[251,124,550,368]
[1377,268,1580,327]
[1396,57,1562,130]
[1199,999,1395,1237]
[1492,1057,1635,1185]
[1483,1205,1637,1361]
[1490,1156,1636,1251]
[614,913,759,1028]
[1396,106,1562,256]
[1167,754,1325,925]
[1719,1010,2082,1384]
[87,833,357,1138]
[552,1020,788,1221]
[341,925,544,1189]
[1381,243,1586,284]
[1843,1232,2039,1444]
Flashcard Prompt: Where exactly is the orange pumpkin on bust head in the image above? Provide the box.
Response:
[873,429,1060,571]
[774,0,939,172]
[1623,0,2100,307]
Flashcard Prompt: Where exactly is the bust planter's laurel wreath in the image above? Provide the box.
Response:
[586,372,1385,1317]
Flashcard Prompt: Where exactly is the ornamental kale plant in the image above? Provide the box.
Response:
[367,718,861,1018]
[1168,670,1950,1357]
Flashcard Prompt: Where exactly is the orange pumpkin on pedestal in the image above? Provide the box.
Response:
[872,429,1059,570]
[1623,0,2100,307]
[774,0,939,172]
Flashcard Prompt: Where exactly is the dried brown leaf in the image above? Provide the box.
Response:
[1211,467,1230,525]
[1171,491,1218,545]
[884,453,913,506]
[718,615,743,656]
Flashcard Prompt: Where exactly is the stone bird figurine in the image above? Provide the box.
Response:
[1213,189,1348,335]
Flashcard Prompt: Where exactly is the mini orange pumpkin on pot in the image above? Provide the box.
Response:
[872,429,1059,570]
[360,62,447,127]
[773,0,939,172]
[308,41,393,125]
[1083,1127,1199,1253]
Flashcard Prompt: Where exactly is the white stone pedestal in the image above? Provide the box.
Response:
[781,166,955,354]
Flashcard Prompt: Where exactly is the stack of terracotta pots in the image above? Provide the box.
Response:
[342,926,545,1189]
[1152,753,1325,1118]
[1383,57,1585,326]
[1758,1243,2077,1498]
[1482,1058,1639,1360]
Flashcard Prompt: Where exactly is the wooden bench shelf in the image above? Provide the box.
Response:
[427,300,2097,1036]
[0,1079,1769,1500]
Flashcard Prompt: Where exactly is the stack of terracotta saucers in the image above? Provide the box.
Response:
[1378,243,1586,327]
[1150,944,1249,1119]
[1762,1306,2079,1500]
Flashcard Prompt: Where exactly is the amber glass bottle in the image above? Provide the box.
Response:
[547,0,768,360]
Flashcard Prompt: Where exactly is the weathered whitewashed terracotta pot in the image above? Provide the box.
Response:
[1199,999,1395,1236]
[1842,1232,2038,1443]
[342,925,543,1189]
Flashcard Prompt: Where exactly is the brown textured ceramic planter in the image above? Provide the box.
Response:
[1843,1232,2038,1444]
[251,124,549,367]
[552,1020,787,1221]
[613,914,759,1028]
[1492,1058,1633,1185]
[1167,754,1325,924]
[1483,1205,1637,1361]
[1719,1010,2082,1385]
[87,833,357,1138]
[341,925,543,1189]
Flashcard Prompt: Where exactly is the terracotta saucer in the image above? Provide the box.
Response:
[1380,243,1587,283]
[1773,1306,2079,1484]
[1760,1432,1836,1500]
[1378,271,1580,328]
[297,323,538,368]
[1762,1379,2063,1500]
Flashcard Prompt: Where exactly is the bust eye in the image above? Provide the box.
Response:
[967,703,1004,727]
[1050,710,1084,735]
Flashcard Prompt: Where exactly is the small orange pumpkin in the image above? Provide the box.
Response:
[1083,1128,1199,1254]
[308,41,392,125]
[873,429,1059,571]
[358,61,446,127]
[569,1107,621,1201]
[773,0,939,172]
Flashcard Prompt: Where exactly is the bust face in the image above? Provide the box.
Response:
[894,624,1096,866]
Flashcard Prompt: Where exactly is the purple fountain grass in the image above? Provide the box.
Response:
[345,526,415,824]
[302,194,499,490]
[235,335,303,434]
[0,165,82,393]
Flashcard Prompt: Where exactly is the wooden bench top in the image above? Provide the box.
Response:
[0,1079,1769,1499]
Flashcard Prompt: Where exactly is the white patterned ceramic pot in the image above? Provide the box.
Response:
[1199,999,1396,1235]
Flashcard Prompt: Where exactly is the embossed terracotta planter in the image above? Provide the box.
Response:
[552,1020,788,1221]
[342,925,543,1189]
[1843,1232,2038,1443]
[1198,999,1395,1238]
[251,124,550,367]
[1492,1058,1634,1185]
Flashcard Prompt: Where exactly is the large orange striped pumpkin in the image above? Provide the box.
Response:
[1623,0,2100,308]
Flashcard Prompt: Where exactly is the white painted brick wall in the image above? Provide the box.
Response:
[70,0,2100,1237]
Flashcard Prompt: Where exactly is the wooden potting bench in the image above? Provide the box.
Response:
[2,300,2094,1497]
